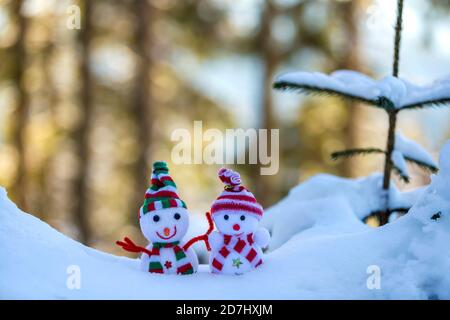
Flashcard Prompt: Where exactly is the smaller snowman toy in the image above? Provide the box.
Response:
[117,161,204,275]
[208,168,270,275]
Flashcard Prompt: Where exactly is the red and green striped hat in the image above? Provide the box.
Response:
[139,161,187,218]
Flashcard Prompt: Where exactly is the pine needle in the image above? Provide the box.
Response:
[331,148,385,161]
[404,156,438,173]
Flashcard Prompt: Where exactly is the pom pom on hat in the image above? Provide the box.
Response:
[218,167,242,190]
[153,161,169,173]
[211,168,263,220]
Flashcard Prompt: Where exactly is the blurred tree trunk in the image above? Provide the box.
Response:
[37,43,57,220]
[10,0,29,210]
[253,0,278,207]
[72,0,93,244]
[339,0,362,178]
[130,0,154,222]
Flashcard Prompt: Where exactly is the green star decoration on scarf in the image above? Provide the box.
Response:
[232,258,243,269]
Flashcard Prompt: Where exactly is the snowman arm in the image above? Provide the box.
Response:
[254,228,270,248]
[208,231,224,251]
[183,212,214,251]
[116,237,152,256]
[141,244,153,257]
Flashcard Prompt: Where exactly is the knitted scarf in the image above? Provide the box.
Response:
[211,233,263,273]
[148,241,194,275]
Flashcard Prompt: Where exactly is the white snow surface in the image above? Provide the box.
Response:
[261,173,424,251]
[2,143,450,299]
[276,70,450,109]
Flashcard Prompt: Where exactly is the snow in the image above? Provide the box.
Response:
[261,173,424,251]
[395,132,437,169]
[275,70,450,109]
[391,150,409,179]
[2,141,450,299]
[440,140,450,173]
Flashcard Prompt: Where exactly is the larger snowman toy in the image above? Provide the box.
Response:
[208,168,270,275]
[117,161,200,275]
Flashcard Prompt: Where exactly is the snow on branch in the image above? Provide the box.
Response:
[395,133,438,173]
[330,133,437,184]
[274,70,381,108]
[404,156,438,174]
[391,150,410,183]
[274,70,450,111]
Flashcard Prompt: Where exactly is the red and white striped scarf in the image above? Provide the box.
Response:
[211,233,263,273]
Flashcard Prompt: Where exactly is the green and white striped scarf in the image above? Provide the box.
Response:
[148,241,194,275]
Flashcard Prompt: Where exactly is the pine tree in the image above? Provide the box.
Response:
[273,0,450,225]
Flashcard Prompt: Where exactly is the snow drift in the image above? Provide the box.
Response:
[261,172,425,251]
[1,141,450,299]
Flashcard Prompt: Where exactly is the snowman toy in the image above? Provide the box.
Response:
[117,161,206,275]
[208,168,270,275]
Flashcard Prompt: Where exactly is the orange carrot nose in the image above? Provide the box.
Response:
[164,228,171,236]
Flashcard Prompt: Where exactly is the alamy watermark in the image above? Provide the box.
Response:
[66,5,81,30]
[171,121,279,175]
[366,265,381,290]
[66,265,81,290]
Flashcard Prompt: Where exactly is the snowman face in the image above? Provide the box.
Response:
[140,207,189,243]
[213,211,259,236]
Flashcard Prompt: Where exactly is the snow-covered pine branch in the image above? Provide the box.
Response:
[391,150,410,183]
[273,70,450,111]
[330,132,437,184]
[395,133,438,173]
[273,70,382,109]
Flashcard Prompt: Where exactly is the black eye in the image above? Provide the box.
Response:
[224,215,229,220]
[240,215,245,221]
[174,213,181,220]
[153,215,160,222]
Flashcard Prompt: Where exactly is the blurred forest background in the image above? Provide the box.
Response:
[0,0,449,254]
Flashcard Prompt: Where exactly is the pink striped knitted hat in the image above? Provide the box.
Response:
[210,168,263,220]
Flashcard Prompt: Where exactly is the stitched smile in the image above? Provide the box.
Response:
[156,226,177,240]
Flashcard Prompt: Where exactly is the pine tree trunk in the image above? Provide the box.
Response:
[339,0,361,178]
[380,111,398,225]
[72,0,93,244]
[130,0,154,222]
[252,0,277,207]
[10,0,29,210]
[380,0,403,226]
[38,43,57,220]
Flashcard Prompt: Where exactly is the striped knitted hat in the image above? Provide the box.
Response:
[210,168,263,220]
[140,161,187,218]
